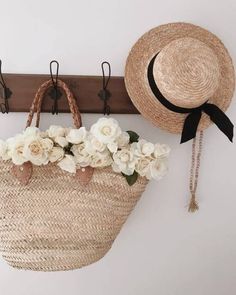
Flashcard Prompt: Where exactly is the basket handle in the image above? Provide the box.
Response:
[26,79,82,129]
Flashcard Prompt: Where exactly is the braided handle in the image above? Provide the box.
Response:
[26,79,82,129]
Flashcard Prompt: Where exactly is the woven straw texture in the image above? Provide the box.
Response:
[153,37,220,108]
[0,79,148,271]
[0,163,147,271]
[125,22,235,134]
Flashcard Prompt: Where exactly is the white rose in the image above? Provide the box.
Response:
[154,144,171,159]
[23,127,40,138]
[90,117,121,144]
[57,155,76,173]
[135,156,152,177]
[0,140,11,160]
[90,151,112,168]
[54,136,68,148]
[66,127,87,144]
[131,139,155,157]
[10,135,27,165]
[71,142,86,158]
[49,147,64,163]
[146,159,168,180]
[71,142,92,167]
[107,142,118,153]
[88,136,106,153]
[47,125,65,138]
[83,140,96,155]
[6,137,15,159]
[77,155,92,167]
[41,138,54,152]
[112,148,136,176]
[117,132,130,148]
[40,131,48,138]
[23,137,48,165]
[64,127,72,136]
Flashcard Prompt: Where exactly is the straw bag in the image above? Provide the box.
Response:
[0,80,148,271]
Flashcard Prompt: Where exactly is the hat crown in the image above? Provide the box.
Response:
[153,37,220,108]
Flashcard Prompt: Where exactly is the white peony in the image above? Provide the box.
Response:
[66,127,87,144]
[57,155,76,173]
[146,159,168,180]
[135,156,152,177]
[23,137,48,165]
[112,148,136,175]
[131,139,155,157]
[47,125,65,139]
[117,132,130,148]
[49,147,64,163]
[90,117,121,144]
[54,136,68,148]
[0,140,11,160]
[154,144,171,159]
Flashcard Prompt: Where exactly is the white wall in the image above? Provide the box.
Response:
[0,0,236,294]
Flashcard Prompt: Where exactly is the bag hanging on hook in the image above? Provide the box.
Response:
[0,78,152,271]
[0,60,12,114]
[98,61,111,115]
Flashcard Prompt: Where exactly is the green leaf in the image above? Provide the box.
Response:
[122,171,138,186]
[126,130,139,143]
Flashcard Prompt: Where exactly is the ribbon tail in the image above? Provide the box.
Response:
[181,110,202,143]
[204,104,234,142]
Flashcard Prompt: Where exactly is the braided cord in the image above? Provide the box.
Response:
[188,131,203,212]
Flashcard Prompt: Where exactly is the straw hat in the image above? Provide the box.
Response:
[125,22,235,143]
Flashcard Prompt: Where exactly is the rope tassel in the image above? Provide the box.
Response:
[188,194,199,213]
[188,131,203,213]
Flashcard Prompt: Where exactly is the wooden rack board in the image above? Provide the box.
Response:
[0,74,139,114]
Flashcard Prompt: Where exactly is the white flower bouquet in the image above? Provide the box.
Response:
[0,117,170,185]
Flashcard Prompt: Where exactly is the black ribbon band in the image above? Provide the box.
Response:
[147,54,234,143]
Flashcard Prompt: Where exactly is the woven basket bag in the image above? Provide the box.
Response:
[0,79,148,271]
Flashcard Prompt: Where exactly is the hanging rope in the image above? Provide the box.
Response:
[188,131,204,212]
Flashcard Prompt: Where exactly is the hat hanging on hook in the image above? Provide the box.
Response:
[98,61,111,115]
[0,60,12,114]
[49,60,62,115]
[125,22,235,212]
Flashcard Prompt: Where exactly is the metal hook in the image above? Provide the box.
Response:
[49,60,62,115]
[98,61,111,115]
[0,60,12,114]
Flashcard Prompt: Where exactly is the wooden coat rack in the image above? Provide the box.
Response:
[0,74,139,114]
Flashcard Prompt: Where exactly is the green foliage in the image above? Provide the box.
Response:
[122,171,138,186]
[126,131,139,143]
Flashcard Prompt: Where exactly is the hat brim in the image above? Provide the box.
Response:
[125,22,235,134]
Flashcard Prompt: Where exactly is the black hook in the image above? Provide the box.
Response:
[98,61,111,115]
[49,60,62,115]
[0,60,12,114]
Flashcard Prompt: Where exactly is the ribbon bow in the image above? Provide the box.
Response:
[181,103,234,143]
[147,54,234,144]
